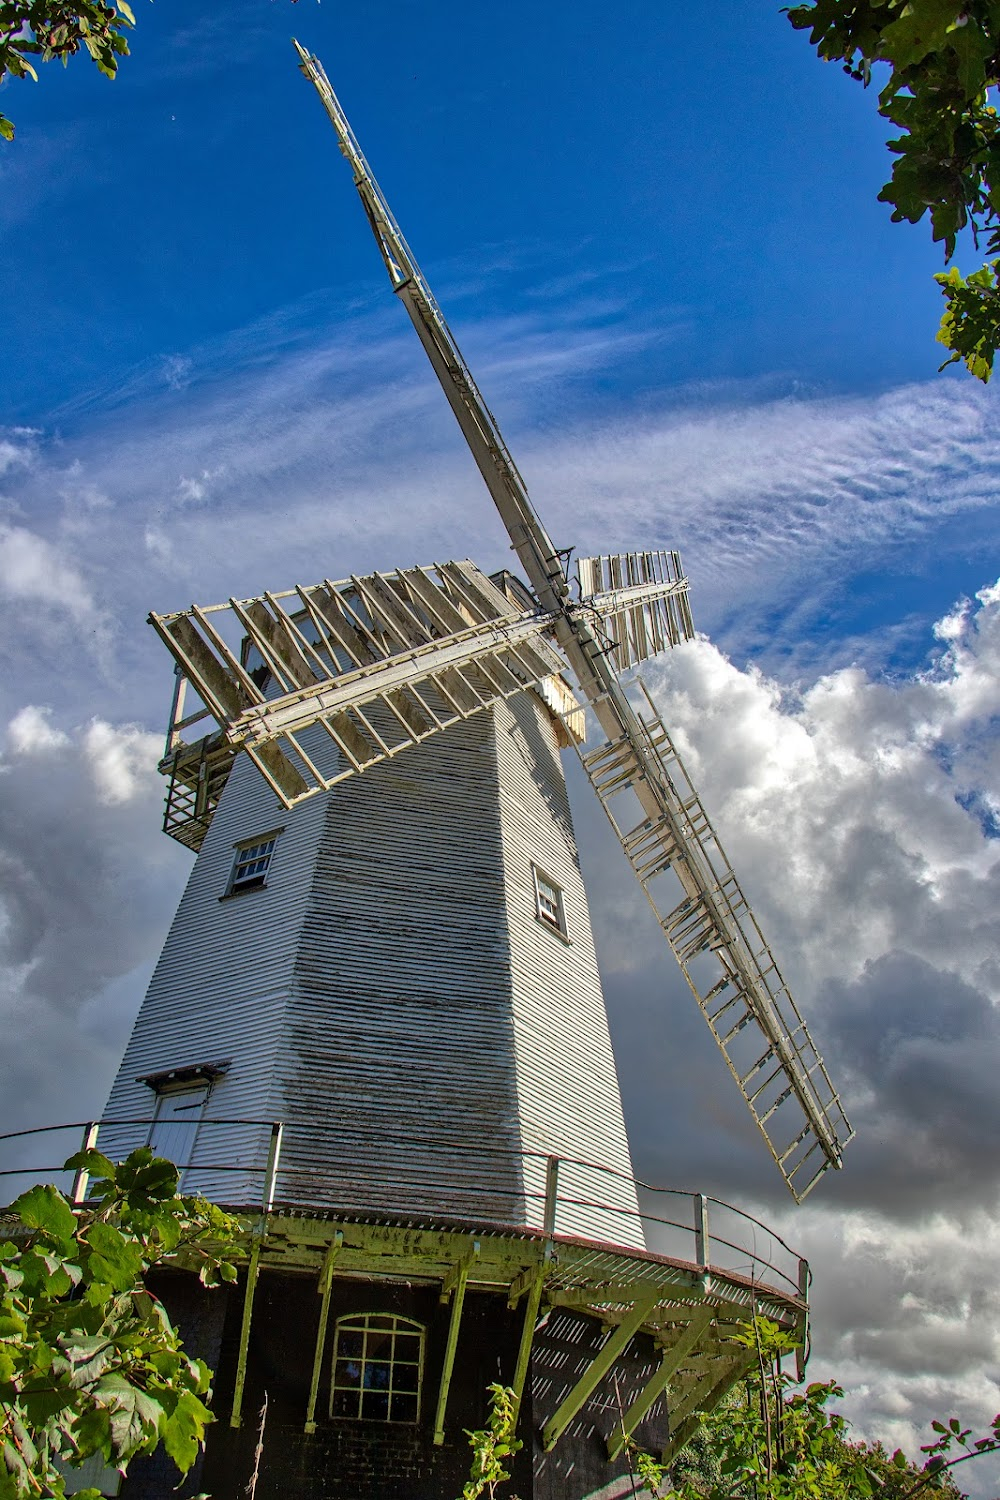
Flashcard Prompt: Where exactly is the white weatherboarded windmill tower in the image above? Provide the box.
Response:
[97,45,854,1500]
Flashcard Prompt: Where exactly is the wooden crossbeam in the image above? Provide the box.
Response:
[605,1306,714,1459]
[541,1287,662,1451]
[661,1352,756,1464]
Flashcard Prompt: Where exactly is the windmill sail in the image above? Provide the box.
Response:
[577,550,695,671]
[293,42,853,1200]
[155,561,565,849]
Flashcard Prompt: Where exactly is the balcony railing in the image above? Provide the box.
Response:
[0,1118,807,1301]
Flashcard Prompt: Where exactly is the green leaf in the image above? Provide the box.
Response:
[85,1223,144,1292]
[116,1150,178,1204]
[74,1402,112,1461]
[13,1184,77,1250]
[93,1375,162,1462]
[0,1309,27,1339]
[63,1148,116,1185]
[160,1389,213,1474]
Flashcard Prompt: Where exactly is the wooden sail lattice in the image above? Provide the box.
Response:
[155,561,564,849]
[577,685,853,1202]
[577,550,695,672]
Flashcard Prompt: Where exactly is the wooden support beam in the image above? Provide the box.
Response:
[433,1242,479,1445]
[304,1231,344,1433]
[510,1264,546,1426]
[440,1239,480,1303]
[507,1261,542,1309]
[541,1287,661,1452]
[660,1353,755,1464]
[230,1237,264,1428]
[606,1306,714,1459]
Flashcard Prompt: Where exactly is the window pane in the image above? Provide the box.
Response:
[364,1361,391,1391]
[331,1389,359,1419]
[230,836,278,893]
[392,1363,420,1394]
[334,1359,361,1389]
[390,1393,418,1423]
[360,1391,390,1421]
[331,1314,423,1424]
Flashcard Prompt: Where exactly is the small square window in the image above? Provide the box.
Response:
[533,864,567,938]
[225,832,281,897]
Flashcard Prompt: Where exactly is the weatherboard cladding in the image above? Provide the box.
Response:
[104,694,641,1246]
[102,737,330,1198]
[494,700,642,1245]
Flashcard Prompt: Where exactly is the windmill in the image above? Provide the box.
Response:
[143,43,851,1207]
[89,44,853,1498]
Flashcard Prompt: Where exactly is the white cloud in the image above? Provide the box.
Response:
[575,585,1000,1488]
[0,522,99,623]
[0,712,187,1139]
[0,429,38,476]
[6,705,70,755]
[82,719,162,804]
[637,580,1000,1006]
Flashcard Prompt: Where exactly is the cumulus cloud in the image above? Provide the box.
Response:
[566,584,1000,1487]
[0,712,187,1137]
[605,583,1000,1210]
[0,523,98,623]
[771,1201,1000,1482]
[6,705,70,754]
[82,719,163,805]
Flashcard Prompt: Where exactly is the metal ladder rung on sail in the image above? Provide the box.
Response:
[578,701,853,1203]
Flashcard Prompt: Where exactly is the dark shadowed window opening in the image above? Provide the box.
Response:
[329,1313,424,1423]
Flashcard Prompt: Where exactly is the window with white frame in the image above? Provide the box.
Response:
[225,831,281,896]
[532,864,567,938]
[329,1313,424,1423]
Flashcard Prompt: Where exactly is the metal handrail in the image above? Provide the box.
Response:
[0,1118,806,1297]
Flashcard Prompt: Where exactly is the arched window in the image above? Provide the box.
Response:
[329,1313,424,1423]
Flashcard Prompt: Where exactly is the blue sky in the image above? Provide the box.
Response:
[4,0,997,676]
[3,0,1000,1487]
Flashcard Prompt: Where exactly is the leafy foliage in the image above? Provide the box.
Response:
[461,1383,523,1500]
[0,1147,239,1500]
[786,0,1000,380]
[0,1,138,141]
[625,1317,978,1500]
